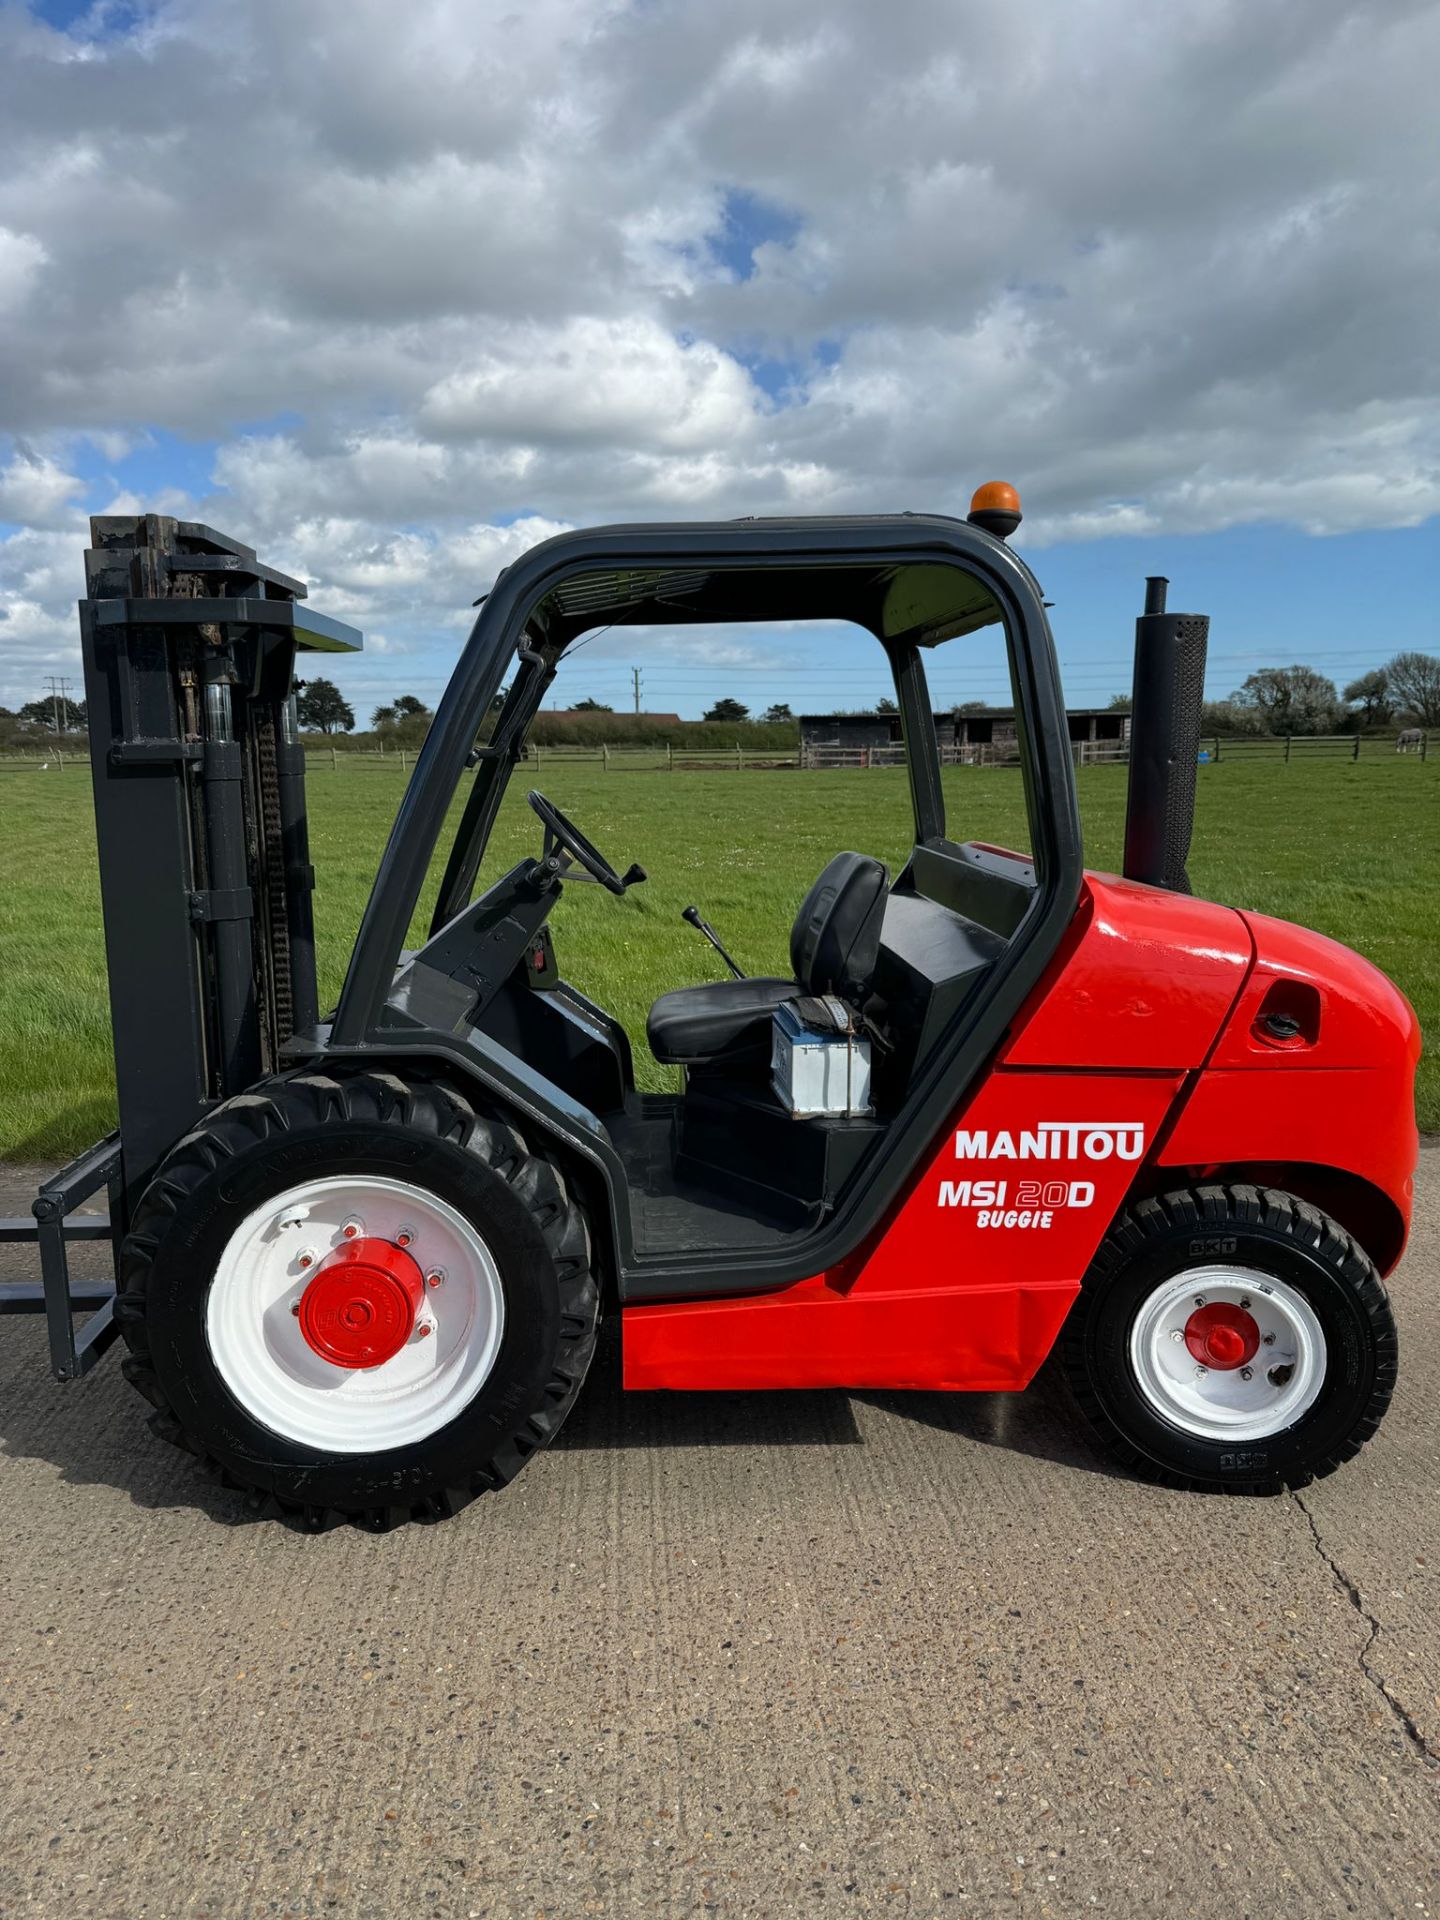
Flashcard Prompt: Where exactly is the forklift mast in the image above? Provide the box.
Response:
[78,516,363,1226]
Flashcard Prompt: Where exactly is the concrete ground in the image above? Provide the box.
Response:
[0,1154,1436,1920]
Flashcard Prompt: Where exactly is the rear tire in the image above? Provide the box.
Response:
[1060,1184,1397,1494]
[116,1070,599,1530]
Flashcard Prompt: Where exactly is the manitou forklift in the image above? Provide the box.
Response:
[3,487,1417,1529]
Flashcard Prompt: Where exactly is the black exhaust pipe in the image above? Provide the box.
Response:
[1122,576,1209,893]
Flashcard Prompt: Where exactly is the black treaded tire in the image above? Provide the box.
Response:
[1060,1184,1398,1495]
[115,1069,599,1531]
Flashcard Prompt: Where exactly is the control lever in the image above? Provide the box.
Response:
[681,905,746,980]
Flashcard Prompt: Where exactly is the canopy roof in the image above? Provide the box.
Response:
[529,559,1005,652]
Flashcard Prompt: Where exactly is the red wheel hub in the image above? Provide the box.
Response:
[297,1238,426,1370]
[1183,1301,1260,1371]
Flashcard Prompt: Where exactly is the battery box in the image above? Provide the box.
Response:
[771,995,873,1118]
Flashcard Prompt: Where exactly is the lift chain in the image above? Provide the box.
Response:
[251,701,294,1058]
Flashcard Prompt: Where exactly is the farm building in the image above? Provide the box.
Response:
[798,707,1131,766]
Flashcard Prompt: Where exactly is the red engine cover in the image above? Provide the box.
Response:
[1157,908,1422,1263]
[1002,872,1251,1071]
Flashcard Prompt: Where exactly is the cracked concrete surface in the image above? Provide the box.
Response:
[1,1147,1436,1919]
[1292,1489,1439,1774]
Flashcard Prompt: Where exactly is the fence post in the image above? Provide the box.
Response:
[1284,735,1291,763]
[400,750,407,774]
[1213,736,1221,763]
[736,742,741,772]
[331,745,338,771]
[1422,733,1429,762]
[1353,733,1361,762]
[602,743,609,771]
[667,742,673,772]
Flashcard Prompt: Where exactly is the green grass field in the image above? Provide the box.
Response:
[1,758,1434,1159]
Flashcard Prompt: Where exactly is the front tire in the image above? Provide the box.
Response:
[1061,1184,1397,1494]
[116,1070,599,1530]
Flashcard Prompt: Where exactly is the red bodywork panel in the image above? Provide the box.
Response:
[1003,872,1251,1071]
[623,1069,1184,1391]
[622,875,1421,1391]
[1157,908,1421,1265]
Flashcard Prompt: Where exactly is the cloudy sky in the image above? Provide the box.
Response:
[1,0,1435,720]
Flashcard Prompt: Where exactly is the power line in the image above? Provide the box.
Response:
[45,675,74,735]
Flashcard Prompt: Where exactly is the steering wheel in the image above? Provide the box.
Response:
[527,790,645,896]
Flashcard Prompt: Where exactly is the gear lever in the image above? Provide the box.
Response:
[681,905,746,980]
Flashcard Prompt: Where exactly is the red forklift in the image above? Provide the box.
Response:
[2,487,1417,1529]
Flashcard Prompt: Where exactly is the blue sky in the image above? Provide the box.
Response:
[13,429,1430,721]
[2,0,1435,719]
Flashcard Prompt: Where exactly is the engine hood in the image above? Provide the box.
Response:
[1002,872,1252,1072]
[1208,908,1422,1074]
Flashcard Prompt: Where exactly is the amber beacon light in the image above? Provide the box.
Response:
[967,481,1023,539]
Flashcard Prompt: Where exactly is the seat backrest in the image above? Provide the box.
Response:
[790,852,889,1001]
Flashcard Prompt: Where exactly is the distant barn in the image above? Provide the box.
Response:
[798,707,1130,766]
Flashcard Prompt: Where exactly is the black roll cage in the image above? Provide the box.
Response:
[325,514,1084,1301]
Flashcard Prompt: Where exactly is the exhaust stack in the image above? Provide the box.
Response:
[1121,576,1209,893]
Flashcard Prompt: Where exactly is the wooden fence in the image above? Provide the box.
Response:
[0,732,1427,776]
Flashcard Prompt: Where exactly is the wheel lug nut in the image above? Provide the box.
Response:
[396,1225,416,1248]
[1195,1365,1208,1378]
[340,1217,363,1241]
[290,1299,301,1316]
[415,1323,432,1339]
[1240,1367,1253,1381]
[426,1268,446,1289]
[1169,1328,1184,1343]
[1239,1297,1251,1311]
[296,1247,317,1271]
[1262,1332,1276,1345]
[1193,1296,1205,1309]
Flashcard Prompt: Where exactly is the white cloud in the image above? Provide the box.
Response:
[0,0,1435,707]
[420,316,763,452]
[0,446,84,529]
[0,226,46,314]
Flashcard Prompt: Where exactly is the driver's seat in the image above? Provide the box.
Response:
[646,852,889,1068]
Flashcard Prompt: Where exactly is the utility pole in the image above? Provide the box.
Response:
[45,674,74,736]
[632,666,642,716]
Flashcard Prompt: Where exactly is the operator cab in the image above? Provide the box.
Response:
[367,507,1070,1277]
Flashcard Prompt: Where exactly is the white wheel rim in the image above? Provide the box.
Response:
[1128,1265,1326,1443]
[206,1175,505,1452]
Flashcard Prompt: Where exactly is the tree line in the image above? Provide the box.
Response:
[235,652,1440,743]
[290,682,800,740]
[0,695,88,746]
[6,647,1434,752]
[1192,652,1440,737]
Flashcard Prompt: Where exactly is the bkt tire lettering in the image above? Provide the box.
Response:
[953,1123,1145,1163]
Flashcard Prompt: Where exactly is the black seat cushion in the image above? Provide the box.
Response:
[647,977,796,1067]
